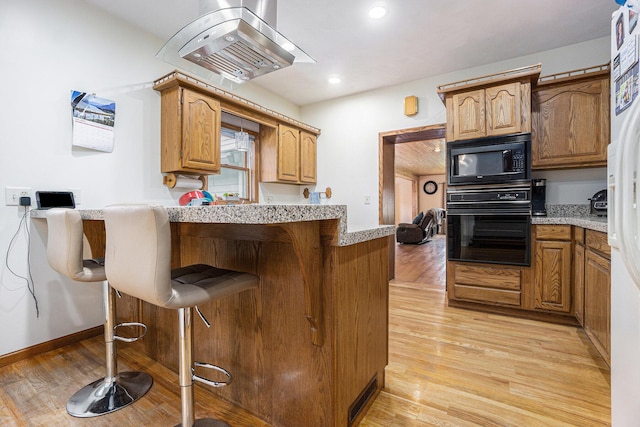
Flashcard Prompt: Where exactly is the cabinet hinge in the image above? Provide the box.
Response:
[180,149,184,159]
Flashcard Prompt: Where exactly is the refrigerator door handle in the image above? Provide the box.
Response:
[617,95,640,289]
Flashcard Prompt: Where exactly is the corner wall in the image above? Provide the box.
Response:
[0,0,300,357]
[302,37,611,228]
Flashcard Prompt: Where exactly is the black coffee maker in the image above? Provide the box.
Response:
[531,179,547,217]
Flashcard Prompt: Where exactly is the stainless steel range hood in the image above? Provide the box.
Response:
[156,0,315,84]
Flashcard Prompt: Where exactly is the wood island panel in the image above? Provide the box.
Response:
[83,218,389,427]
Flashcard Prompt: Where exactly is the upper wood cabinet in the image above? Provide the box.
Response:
[531,64,610,170]
[260,124,317,184]
[277,124,300,182]
[300,131,317,183]
[159,86,221,175]
[154,71,321,188]
[438,64,540,142]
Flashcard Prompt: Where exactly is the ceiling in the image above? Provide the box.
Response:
[82,0,617,107]
[395,139,445,177]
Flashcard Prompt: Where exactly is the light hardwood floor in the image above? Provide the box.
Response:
[0,235,610,426]
[360,236,610,426]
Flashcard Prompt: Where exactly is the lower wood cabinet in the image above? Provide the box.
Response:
[446,224,610,365]
[573,227,586,326]
[533,225,573,313]
[448,262,524,307]
[583,229,611,366]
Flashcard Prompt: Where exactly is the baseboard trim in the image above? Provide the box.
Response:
[0,326,103,368]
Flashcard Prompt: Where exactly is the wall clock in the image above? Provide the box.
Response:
[423,180,438,195]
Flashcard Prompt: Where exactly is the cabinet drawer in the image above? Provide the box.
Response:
[535,225,572,240]
[586,230,610,258]
[453,284,521,306]
[454,264,522,290]
[452,263,522,307]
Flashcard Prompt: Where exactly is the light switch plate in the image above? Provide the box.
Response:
[5,187,31,206]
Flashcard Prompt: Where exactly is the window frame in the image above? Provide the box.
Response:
[212,122,260,203]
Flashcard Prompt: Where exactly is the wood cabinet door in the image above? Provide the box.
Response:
[486,82,521,136]
[300,131,317,183]
[181,89,221,172]
[277,124,300,182]
[534,240,572,313]
[584,249,611,364]
[452,89,486,140]
[531,76,609,169]
[573,243,585,325]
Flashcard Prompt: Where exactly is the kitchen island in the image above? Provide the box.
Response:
[34,205,394,427]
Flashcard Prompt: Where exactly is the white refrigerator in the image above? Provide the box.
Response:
[610,2,640,425]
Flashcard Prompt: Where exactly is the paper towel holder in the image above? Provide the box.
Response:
[303,187,332,199]
[163,172,207,190]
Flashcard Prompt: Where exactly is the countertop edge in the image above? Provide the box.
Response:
[31,205,396,246]
[531,215,608,233]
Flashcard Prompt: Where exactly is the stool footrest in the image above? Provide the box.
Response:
[114,322,148,343]
[192,362,232,388]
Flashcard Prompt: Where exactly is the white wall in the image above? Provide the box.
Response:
[418,174,446,212]
[302,37,611,228]
[0,0,300,357]
[394,176,414,225]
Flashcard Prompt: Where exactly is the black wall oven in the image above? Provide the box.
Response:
[447,133,531,186]
[446,184,531,266]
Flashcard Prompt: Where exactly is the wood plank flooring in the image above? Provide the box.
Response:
[360,237,610,426]
[0,235,610,426]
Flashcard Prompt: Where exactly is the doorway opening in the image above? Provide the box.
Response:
[378,124,446,280]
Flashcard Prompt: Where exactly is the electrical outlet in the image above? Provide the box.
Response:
[5,187,31,206]
[265,196,274,204]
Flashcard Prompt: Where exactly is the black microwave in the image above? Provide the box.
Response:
[447,133,531,186]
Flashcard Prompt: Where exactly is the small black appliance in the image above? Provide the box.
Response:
[531,179,547,217]
[589,189,607,216]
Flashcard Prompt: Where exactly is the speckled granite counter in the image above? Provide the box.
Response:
[531,204,608,233]
[31,204,395,246]
[531,215,607,233]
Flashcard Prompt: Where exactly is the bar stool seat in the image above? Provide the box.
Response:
[45,208,153,417]
[103,204,259,427]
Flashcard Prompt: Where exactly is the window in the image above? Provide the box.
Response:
[208,124,258,203]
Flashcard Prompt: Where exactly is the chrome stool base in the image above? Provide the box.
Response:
[175,419,231,427]
[66,371,153,418]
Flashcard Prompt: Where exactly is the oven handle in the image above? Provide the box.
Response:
[446,208,532,216]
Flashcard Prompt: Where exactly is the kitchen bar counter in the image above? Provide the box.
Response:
[31,204,395,246]
[34,204,393,427]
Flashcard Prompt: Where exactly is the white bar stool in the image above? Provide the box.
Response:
[46,208,153,417]
[103,204,259,427]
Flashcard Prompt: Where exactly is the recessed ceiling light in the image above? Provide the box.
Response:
[368,6,387,19]
[281,41,295,52]
[328,76,341,84]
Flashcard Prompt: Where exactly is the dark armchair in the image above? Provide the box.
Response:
[396,210,436,244]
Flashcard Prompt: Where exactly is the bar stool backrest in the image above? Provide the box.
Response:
[46,208,104,282]
[103,204,173,308]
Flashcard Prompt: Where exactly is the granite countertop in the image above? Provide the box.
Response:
[31,204,396,247]
[531,204,608,233]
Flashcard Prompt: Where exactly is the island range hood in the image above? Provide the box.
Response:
[156,0,315,83]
